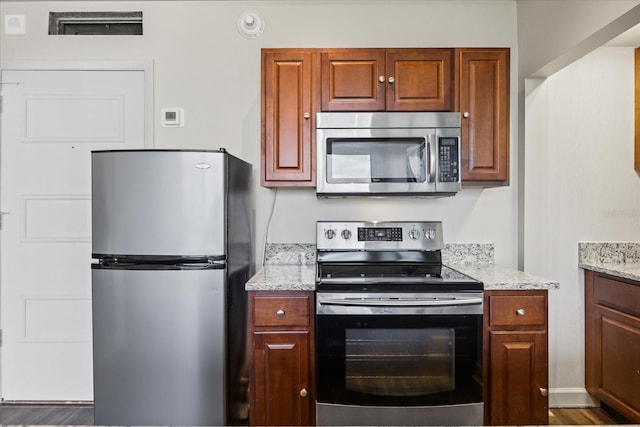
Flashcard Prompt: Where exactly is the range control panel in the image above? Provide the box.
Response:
[317,221,443,251]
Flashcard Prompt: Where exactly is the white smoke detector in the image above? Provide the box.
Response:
[237,11,265,38]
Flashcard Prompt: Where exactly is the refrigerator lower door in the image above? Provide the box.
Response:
[92,267,226,426]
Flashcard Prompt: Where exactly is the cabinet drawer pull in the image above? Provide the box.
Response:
[276,309,285,317]
[303,112,310,119]
[388,76,395,84]
[539,388,549,397]
[516,308,526,316]
[300,388,308,398]
[378,76,385,83]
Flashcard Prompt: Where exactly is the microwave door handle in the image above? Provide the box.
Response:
[427,134,437,183]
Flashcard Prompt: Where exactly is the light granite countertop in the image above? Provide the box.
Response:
[450,263,559,290]
[246,243,560,291]
[246,264,316,291]
[578,242,640,282]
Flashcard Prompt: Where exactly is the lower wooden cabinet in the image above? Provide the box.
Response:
[249,291,315,426]
[585,270,640,423]
[484,290,549,425]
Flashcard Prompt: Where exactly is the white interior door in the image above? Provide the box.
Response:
[0,63,151,401]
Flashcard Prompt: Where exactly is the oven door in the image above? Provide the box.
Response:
[315,292,483,426]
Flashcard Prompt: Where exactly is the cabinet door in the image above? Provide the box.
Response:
[386,48,453,111]
[488,330,548,425]
[252,331,313,426]
[456,48,510,183]
[591,304,640,422]
[321,49,386,111]
[261,49,316,186]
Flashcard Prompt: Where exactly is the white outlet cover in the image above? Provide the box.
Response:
[4,15,26,35]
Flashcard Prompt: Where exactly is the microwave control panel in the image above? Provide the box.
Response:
[438,137,459,183]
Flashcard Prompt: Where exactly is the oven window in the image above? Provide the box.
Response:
[326,137,426,183]
[316,314,482,407]
[345,328,454,397]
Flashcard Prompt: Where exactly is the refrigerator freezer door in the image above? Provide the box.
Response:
[92,150,226,257]
[92,268,226,426]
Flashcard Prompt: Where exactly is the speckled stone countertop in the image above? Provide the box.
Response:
[451,263,559,290]
[578,242,640,282]
[246,243,560,291]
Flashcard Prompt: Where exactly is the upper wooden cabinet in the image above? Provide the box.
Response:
[321,48,454,112]
[455,48,510,183]
[260,47,510,187]
[261,49,318,187]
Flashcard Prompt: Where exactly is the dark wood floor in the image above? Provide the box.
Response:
[0,404,630,425]
[0,404,94,425]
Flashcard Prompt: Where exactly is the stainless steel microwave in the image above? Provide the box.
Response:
[316,112,461,197]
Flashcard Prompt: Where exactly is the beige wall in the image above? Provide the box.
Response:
[518,0,640,406]
[0,0,521,267]
[525,46,639,406]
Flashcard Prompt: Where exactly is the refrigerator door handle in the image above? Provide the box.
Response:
[95,255,226,270]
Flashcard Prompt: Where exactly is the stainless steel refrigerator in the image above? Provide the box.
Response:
[91,149,253,426]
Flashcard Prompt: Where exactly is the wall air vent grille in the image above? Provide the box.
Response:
[48,12,143,35]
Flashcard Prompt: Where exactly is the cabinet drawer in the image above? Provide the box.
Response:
[594,275,640,317]
[489,295,546,327]
[252,295,311,328]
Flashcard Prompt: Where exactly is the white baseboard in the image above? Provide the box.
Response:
[549,388,597,408]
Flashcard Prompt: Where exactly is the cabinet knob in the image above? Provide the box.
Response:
[539,388,549,397]
[378,76,385,83]
[516,308,526,316]
[388,76,395,84]
[300,388,308,398]
[463,112,470,118]
[303,112,310,119]
[276,309,285,317]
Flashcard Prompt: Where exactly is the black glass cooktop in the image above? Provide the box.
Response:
[316,264,483,292]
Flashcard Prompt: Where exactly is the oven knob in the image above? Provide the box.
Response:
[425,229,436,240]
[341,229,352,240]
[409,229,421,240]
[324,229,336,239]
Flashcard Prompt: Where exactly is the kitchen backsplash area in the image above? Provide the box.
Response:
[264,243,316,265]
[264,242,495,266]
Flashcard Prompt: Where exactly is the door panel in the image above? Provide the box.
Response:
[252,331,311,426]
[386,49,453,111]
[321,49,386,111]
[0,66,148,400]
[489,330,548,425]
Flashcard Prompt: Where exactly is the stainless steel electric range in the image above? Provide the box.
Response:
[315,221,484,427]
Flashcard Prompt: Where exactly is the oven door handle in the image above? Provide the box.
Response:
[318,297,483,307]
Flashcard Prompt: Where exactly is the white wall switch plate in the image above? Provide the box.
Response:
[161,108,184,127]
[4,15,26,35]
